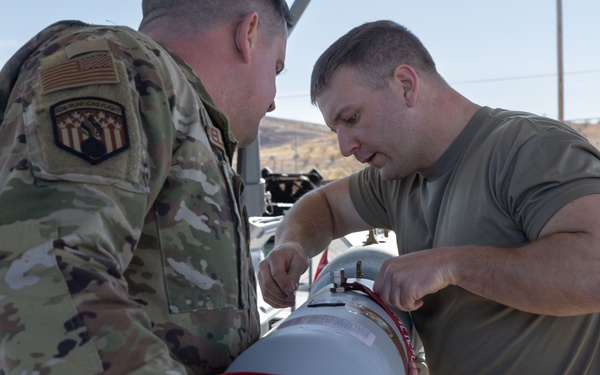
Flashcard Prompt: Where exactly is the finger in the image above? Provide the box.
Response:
[268,248,308,296]
[259,254,302,307]
[391,296,418,312]
[408,361,419,375]
[257,260,295,308]
[266,255,296,297]
[262,288,295,308]
[373,266,390,303]
[374,269,421,312]
[284,253,309,293]
[373,261,386,290]
[393,283,424,312]
[259,281,295,308]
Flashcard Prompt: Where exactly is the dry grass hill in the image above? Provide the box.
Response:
[256,117,364,181]
[571,122,600,149]
[253,116,600,182]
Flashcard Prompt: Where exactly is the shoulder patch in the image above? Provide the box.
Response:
[40,53,119,94]
[50,97,129,165]
[65,38,111,59]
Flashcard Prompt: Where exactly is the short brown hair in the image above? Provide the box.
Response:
[140,0,293,38]
[310,20,439,103]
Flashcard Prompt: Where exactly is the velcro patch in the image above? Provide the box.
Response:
[208,126,225,150]
[50,97,129,165]
[40,53,119,94]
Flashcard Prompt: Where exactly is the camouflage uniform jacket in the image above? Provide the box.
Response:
[0,21,259,375]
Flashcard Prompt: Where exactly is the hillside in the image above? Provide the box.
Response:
[253,116,600,182]
[570,122,600,149]
[258,117,333,148]
[257,117,364,181]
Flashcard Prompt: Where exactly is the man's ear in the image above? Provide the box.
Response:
[235,12,259,64]
[391,64,419,107]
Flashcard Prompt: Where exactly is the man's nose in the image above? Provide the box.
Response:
[337,130,358,158]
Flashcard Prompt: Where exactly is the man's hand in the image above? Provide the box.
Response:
[374,248,455,311]
[257,244,310,308]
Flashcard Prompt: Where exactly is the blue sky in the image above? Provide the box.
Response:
[2,1,599,125]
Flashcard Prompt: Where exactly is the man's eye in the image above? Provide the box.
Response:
[346,113,358,124]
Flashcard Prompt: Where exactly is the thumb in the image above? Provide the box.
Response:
[284,255,309,294]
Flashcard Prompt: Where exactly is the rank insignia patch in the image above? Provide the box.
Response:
[50,97,129,165]
[208,126,225,150]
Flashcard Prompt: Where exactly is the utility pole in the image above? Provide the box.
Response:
[293,136,299,173]
[557,0,564,121]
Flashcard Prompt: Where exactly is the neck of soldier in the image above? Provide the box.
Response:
[418,80,482,169]
[143,22,241,112]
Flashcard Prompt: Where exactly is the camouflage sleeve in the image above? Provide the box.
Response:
[0,26,188,374]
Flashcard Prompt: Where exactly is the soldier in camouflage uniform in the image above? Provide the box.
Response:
[0,0,292,374]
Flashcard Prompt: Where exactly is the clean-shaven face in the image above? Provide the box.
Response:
[235,28,287,147]
[316,66,424,180]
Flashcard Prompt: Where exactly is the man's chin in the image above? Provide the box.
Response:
[237,129,260,148]
[379,167,403,181]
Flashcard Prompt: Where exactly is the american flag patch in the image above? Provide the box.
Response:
[40,53,119,94]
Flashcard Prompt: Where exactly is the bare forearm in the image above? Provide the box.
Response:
[259,178,370,307]
[452,232,600,316]
[274,189,336,259]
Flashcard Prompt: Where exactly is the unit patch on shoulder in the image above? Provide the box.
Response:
[50,97,129,165]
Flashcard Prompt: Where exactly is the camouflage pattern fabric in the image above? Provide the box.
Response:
[0,21,259,375]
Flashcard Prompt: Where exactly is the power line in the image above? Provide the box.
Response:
[276,69,600,99]
[451,69,600,85]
